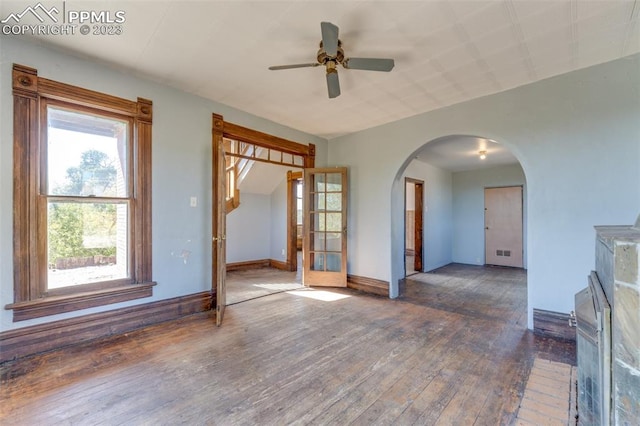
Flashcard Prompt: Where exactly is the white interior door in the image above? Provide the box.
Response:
[485,186,523,268]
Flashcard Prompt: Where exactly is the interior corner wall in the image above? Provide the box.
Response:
[329,54,640,328]
[452,164,527,268]
[226,194,271,263]
[403,160,453,272]
[0,37,328,333]
[269,178,288,263]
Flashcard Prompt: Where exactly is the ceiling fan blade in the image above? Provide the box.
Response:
[343,57,395,72]
[321,21,339,57]
[326,71,341,99]
[268,63,320,70]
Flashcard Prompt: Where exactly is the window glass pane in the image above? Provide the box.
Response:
[315,192,325,210]
[315,173,326,192]
[326,213,342,232]
[47,107,128,197]
[311,213,325,232]
[326,253,341,272]
[311,253,324,271]
[325,173,342,191]
[47,201,128,289]
[312,232,325,251]
[326,233,342,252]
[296,181,303,225]
[326,193,341,211]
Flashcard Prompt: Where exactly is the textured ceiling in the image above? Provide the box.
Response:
[414,136,519,172]
[2,0,639,144]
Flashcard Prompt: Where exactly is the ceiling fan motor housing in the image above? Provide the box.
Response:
[318,40,345,65]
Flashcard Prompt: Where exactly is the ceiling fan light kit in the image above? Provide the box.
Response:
[268,21,395,99]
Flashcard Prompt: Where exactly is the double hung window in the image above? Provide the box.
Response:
[8,64,154,321]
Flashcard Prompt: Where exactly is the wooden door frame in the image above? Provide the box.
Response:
[212,114,226,326]
[405,178,424,274]
[287,171,303,272]
[212,114,315,317]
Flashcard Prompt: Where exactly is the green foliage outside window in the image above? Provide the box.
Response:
[48,150,118,264]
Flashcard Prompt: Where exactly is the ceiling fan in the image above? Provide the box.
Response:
[268,22,395,99]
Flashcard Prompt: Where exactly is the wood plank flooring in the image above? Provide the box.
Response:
[226,266,303,305]
[0,263,575,425]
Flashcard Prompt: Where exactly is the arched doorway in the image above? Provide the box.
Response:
[390,135,528,307]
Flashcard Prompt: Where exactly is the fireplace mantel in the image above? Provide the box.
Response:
[590,222,640,424]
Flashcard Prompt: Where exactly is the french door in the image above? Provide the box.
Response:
[212,115,226,326]
[303,167,348,287]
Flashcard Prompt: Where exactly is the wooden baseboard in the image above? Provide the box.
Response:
[226,259,291,272]
[347,274,389,297]
[226,259,270,271]
[269,259,289,271]
[0,291,213,363]
[533,308,576,342]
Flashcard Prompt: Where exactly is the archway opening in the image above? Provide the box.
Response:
[390,134,529,323]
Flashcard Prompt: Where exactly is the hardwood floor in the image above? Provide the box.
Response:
[0,263,575,425]
[226,266,303,305]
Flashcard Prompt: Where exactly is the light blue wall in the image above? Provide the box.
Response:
[226,194,271,263]
[329,54,640,327]
[403,160,453,272]
[0,38,327,332]
[226,181,289,265]
[452,164,527,267]
[270,178,288,263]
[2,36,639,332]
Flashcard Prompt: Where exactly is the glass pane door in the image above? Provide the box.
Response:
[303,168,347,287]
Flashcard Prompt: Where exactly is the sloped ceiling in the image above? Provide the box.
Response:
[237,162,290,195]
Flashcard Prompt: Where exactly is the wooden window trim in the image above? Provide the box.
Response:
[6,283,156,322]
[8,64,154,321]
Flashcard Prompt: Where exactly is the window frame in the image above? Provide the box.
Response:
[7,64,155,321]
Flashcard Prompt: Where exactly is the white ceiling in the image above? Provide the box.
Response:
[414,136,519,172]
[3,0,639,169]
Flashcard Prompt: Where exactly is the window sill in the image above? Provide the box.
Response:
[5,282,156,322]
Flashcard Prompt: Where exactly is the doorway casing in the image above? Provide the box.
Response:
[405,178,424,275]
[212,113,315,325]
